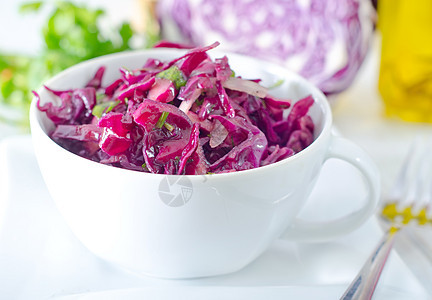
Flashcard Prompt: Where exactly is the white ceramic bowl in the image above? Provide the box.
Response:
[30,49,380,279]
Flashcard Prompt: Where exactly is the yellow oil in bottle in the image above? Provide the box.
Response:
[378,1,432,122]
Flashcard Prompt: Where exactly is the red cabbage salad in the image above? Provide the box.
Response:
[34,42,315,175]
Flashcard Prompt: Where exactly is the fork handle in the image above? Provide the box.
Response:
[340,229,398,300]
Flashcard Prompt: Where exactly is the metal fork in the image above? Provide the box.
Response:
[341,138,432,300]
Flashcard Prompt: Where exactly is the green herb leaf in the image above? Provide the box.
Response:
[96,93,106,101]
[156,66,186,89]
[92,100,120,118]
[267,79,285,89]
[195,97,204,106]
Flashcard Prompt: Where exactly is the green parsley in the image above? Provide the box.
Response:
[156,66,187,89]
[92,100,120,118]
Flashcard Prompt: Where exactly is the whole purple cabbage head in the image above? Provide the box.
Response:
[156,0,375,95]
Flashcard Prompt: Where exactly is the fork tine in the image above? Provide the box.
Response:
[419,139,432,223]
[388,138,419,203]
[382,137,431,223]
[411,139,432,215]
[387,137,432,225]
[427,156,432,222]
[382,138,419,221]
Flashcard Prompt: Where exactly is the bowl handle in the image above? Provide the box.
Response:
[281,135,380,242]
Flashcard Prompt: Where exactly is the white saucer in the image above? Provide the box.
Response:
[53,285,418,300]
[0,136,428,299]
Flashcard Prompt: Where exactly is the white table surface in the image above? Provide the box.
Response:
[1,2,432,298]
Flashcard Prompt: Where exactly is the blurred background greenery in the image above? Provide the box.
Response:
[0,0,160,130]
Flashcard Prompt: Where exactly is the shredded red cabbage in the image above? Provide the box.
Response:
[36,44,315,175]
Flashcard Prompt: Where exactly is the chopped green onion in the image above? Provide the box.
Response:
[164,122,174,131]
[267,79,284,89]
[92,100,120,118]
[96,93,106,101]
[156,111,170,128]
[195,97,204,106]
[156,66,186,89]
